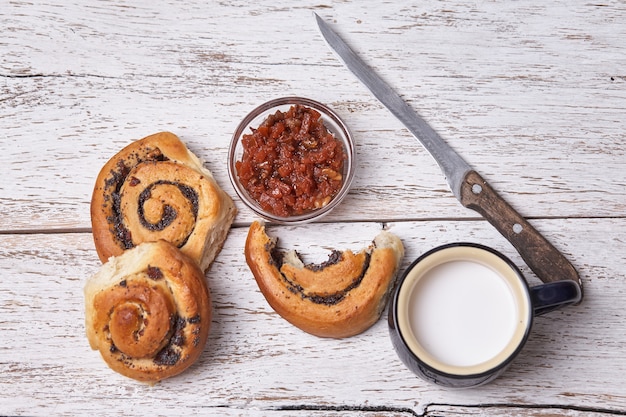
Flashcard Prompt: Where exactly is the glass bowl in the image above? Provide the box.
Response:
[228,97,355,224]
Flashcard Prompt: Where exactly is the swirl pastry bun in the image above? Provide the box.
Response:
[244,221,404,338]
[84,240,212,383]
[91,132,236,272]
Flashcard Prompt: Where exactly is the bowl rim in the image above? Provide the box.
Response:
[227,96,355,224]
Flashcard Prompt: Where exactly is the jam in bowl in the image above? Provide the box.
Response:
[228,97,355,224]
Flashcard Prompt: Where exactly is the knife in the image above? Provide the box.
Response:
[314,13,583,294]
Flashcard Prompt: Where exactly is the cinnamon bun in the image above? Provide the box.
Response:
[84,240,212,383]
[244,221,404,338]
[90,132,236,272]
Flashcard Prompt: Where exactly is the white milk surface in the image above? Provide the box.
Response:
[408,260,518,368]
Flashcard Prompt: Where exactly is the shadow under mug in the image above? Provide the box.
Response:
[388,242,582,388]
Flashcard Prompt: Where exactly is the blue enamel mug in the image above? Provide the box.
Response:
[388,243,582,388]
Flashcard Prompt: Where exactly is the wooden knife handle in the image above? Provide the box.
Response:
[460,170,583,292]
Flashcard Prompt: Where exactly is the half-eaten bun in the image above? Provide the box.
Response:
[244,221,404,338]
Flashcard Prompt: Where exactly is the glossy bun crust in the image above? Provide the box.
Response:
[84,240,212,383]
[244,221,404,338]
[90,132,236,272]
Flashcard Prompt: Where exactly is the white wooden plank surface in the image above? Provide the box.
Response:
[1,0,626,416]
[1,218,625,416]
[1,0,625,230]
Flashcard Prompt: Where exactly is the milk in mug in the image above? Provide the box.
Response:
[397,246,531,376]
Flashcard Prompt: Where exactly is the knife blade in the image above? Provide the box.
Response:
[314,13,583,293]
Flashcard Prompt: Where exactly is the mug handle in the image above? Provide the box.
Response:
[531,280,583,316]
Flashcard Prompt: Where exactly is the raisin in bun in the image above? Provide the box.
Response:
[91,132,236,272]
[84,240,211,383]
[244,221,404,338]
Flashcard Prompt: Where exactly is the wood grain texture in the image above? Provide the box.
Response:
[1,219,625,416]
[1,0,625,415]
[1,0,625,231]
